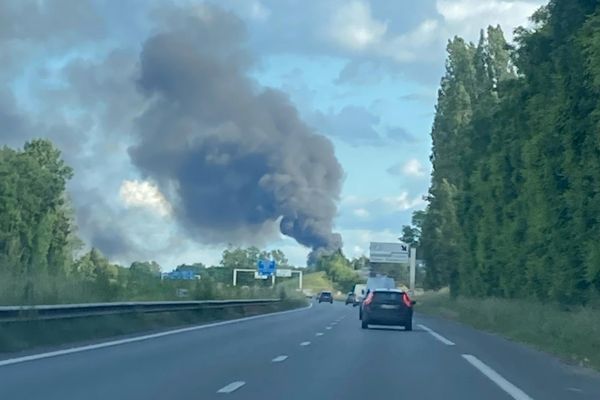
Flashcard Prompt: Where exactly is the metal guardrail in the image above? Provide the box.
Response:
[0,299,281,322]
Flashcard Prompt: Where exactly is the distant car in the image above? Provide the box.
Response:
[360,289,415,331]
[318,291,333,304]
[345,292,356,305]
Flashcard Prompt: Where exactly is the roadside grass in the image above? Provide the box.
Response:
[416,289,600,370]
[0,298,307,354]
[0,272,281,306]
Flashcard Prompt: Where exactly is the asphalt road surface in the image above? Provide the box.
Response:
[1,301,599,399]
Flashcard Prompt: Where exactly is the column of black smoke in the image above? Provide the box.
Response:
[128,5,343,264]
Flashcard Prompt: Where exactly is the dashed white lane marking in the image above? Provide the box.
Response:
[315,332,324,336]
[418,324,455,346]
[271,355,288,363]
[0,303,314,368]
[462,355,534,400]
[325,326,332,330]
[300,341,311,346]
[217,381,246,394]
[331,322,338,325]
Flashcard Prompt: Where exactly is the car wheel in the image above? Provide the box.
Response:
[361,320,368,329]
[405,319,413,331]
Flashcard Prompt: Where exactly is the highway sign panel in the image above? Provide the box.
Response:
[254,272,269,279]
[369,242,409,263]
[276,269,292,277]
[257,259,276,276]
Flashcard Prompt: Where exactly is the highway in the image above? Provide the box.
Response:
[1,301,599,399]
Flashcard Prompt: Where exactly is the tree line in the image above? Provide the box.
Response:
[416,0,600,305]
[0,140,298,304]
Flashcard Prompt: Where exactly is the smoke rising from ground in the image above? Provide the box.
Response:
[129,5,343,258]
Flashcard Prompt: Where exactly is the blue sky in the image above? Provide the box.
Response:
[0,0,544,268]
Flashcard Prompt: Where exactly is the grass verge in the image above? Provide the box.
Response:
[0,298,307,354]
[416,289,600,370]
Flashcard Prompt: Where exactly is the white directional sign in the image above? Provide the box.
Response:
[254,272,269,279]
[276,269,292,277]
[369,242,409,263]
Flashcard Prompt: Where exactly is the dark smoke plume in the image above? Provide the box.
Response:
[129,5,343,258]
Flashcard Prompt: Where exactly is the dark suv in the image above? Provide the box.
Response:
[360,289,415,330]
[318,291,333,303]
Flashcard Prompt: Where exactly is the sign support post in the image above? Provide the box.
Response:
[409,247,416,295]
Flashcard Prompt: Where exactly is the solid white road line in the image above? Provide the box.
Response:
[0,303,314,368]
[271,355,288,363]
[418,324,455,346]
[315,332,324,336]
[300,341,311,346]
[462,355,534,400]
[217,381,246,394]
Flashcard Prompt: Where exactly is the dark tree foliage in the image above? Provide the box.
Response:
[421,1,600,304]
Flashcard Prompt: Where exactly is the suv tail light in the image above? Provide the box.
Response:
[402,293,412,308]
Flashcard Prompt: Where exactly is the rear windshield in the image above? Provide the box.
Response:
[321,292,332,296]
[372,292,404,303]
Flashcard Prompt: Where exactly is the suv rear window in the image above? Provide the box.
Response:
[372,292,403,303]
[321,292,332,296]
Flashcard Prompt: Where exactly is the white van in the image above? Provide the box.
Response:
[353,284,367,304]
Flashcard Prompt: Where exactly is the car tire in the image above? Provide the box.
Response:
[405,319,413,331]
[361,320,368,329]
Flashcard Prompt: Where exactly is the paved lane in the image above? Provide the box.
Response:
[1,302,599,399]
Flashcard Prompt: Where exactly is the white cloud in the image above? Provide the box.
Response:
[436,0,544,41]
[249,1,271,21]
[119,180,172,217]
[403,159,426,177]
[340,228,401,258]
[325,0,542,69]
[342,194,363,205]
[327,2,439,63]
[353,208,370,218]
[352,245,364,255]
[387,159,428,178]
[382,192,425,211]
[381,19,441,63]
[328,0,388,51]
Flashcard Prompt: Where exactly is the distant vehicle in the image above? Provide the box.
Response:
[360,289,415,331]
[345,292,356,305]
[353,284,367,305]
[318,291,333,304]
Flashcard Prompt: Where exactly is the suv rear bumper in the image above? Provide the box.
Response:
[363,310,412,326]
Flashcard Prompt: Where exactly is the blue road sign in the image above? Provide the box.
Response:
[257,259,276,276]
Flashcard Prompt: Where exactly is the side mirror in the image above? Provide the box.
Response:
[411,300,417,305]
